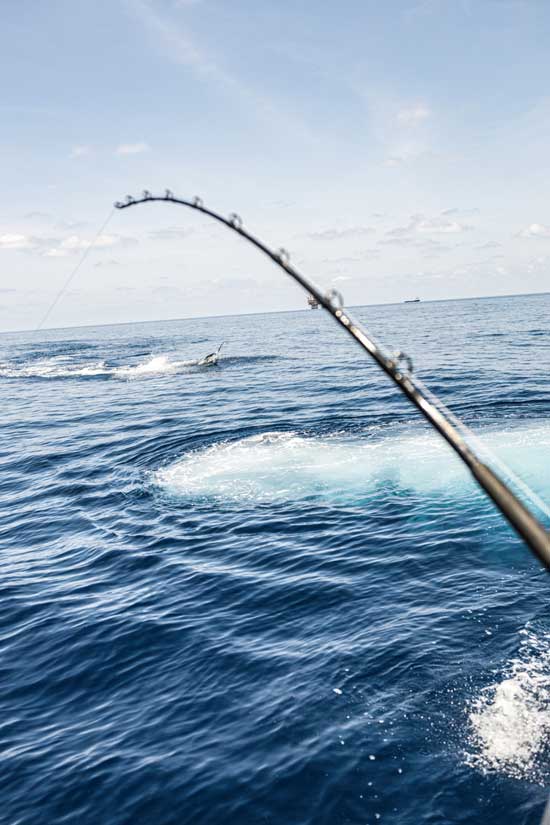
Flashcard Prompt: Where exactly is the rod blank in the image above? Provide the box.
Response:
[114,193,550,569]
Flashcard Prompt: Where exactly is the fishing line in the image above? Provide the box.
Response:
[412,374,550,521]
[114,191,550,568]
[36,208,115,331]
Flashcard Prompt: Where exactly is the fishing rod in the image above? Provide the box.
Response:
[114,190,550,569]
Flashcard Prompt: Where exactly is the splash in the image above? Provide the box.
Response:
[0,353,216,380]
[115,354,199,378]
[153,426,550,505]
[465,629,550,783]
[0,358,111,379]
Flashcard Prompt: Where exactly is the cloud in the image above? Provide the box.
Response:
[378,236,416,247]
[128,0,313,143]
[70,145,91,158]
[0,233,35,250]
[60,233,136,251]
[115,142,150,155]
[525,255,549,273]
[0,233,61,253]
[24,211,51,220]
[56,219,88,231]
[475,241,501,250]
[442,207,480,217]
[149,227,191,240]
[397,104,431,125]
[386,214,473,238]
[44,248,68,258]
[415,217,471,234]
[383,156,405,168]
[305,226,375,241]
[517,223,550,239]
[44,233,138,258]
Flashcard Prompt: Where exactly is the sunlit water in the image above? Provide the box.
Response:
[1,294,549,824]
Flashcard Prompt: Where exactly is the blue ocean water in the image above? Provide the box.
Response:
[1,293,549,825]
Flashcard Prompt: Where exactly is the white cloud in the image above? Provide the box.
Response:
[397,104,431,125]
[415,217,470,234]
[0,233,33,250]
[115,142,150,155]
[525,255,549,273]
[306,226,376,241]
[386,214,473,238]
[70,145,91,158]
[383,156,405,168]
[517,223,550,239]
[476,241,501,250]
[44,248,69,258]
[45,233,138,258]
[149,227,191,240]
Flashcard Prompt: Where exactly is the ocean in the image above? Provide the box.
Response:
[1,293,549,824]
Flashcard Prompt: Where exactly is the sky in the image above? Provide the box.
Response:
[1,0,550,331]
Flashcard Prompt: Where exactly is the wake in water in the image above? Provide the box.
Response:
[153,423,550,505]
[465,627,550,784]
[0,350,222,380]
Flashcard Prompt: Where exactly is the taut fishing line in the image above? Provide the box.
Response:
[114,190,550,569]
[36,208,116,331]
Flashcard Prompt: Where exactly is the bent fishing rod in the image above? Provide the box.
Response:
[114,190,550,569]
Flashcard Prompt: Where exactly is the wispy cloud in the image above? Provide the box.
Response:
[0,233,61,253]
[383,156,406,168]
[517,223,550,239]
[149,227,191,240]
[415,216,472,234]
[442,207,480,217]
[0,233,35,251]
[115,142,150,155]
[70,145,91,158]
[386,213,474,238]
[305,226,376,241]
[397,104,431,124]
[49,233,138,257]
[475,241,501,250]
[24,211,51,220]
[128,0,313,141]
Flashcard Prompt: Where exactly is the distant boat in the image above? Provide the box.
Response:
[307,294,319,309]
[404,297,421,303]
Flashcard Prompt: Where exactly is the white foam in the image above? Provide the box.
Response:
[154,425,550,504]
[465,629,550,783]
[0,353,209,380]
[114,354,200,379]
[0,358,110,378]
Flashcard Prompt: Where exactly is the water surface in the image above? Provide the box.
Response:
[1,294,549,824]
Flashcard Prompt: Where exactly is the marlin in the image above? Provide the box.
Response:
[198,342,224,366]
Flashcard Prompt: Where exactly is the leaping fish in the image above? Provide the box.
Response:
[198,342,224,366]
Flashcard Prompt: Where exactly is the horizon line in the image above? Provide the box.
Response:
[1,289,549,336]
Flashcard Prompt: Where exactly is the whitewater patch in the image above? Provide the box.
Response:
[465,628,550,783]
[0,353,217,380]
[152,424,550,504]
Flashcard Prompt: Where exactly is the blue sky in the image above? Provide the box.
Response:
[2,0,550,330]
